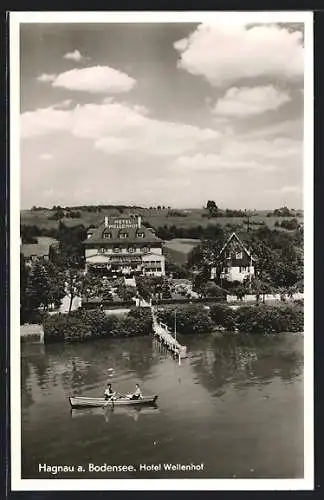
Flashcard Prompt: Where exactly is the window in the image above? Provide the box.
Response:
[142,247,148,253]
[236,252,243,259]
[103,231,112,239]
[128,247,134,253]
[119,232,128,239]
[239,266,248,272]
[113,247,121,253]
[98,248,107,253]
[137,232,145,238]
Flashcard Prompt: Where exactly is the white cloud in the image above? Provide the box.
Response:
[265,185,302,196]
[51,66,136,94]
[21,107,72,138]
[280,185,302,193]
[170,132,301,176]
[246,119,303,140]
[221,137,302,159]
[37,73,56,83]
[21,101,219,156]
[174,23,303,87]
[39,153,53,161]
[173,153,278,173]
[53,99,73,109]
[213,86,291,117]
[63,50,87,62]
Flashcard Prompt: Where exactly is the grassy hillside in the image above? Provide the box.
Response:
[20,207,303,232]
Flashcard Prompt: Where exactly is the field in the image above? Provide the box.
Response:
[20,207,303,232]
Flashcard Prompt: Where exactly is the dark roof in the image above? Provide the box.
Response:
[219,232,256,261]
[83,222,162,245]
[21,237,58,258]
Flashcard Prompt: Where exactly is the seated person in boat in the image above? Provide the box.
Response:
[130,383,143,400]
[104,383,116,400]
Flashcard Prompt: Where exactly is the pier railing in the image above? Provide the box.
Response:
[151,308,187,360]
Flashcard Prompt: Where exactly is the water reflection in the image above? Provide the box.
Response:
[71,405,160,423]
[23,337,161,400]
[189,333,303,395]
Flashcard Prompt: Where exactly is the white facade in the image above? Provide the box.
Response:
[220,265,255,283]
[142,253,165,276]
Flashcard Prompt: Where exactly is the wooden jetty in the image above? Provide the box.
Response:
[151,308,187,361]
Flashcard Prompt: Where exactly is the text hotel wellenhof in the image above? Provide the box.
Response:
[38,463,205,474]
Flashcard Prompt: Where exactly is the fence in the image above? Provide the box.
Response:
[152,296,225,306]
[226,292,304,303]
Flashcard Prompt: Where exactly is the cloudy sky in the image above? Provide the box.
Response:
[20,20,305,209]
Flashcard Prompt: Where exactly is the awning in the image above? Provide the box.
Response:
[109,256,142,263]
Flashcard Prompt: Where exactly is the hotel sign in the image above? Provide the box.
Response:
[106,218,138,228]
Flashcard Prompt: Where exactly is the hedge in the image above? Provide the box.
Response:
[43,302,303,343]
[157,303,303,335]
[212,303,303,334]
[156,304,213,335]
[43,307,153,343]
[234,304,303,334]
[209,303,236,331]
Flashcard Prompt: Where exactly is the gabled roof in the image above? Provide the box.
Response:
[219,232,255,261]
[83,221,162,245]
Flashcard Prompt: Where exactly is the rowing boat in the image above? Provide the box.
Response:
[69,394,158,408]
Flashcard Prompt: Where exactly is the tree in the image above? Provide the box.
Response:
[193,269,211,297]
[232,283,249,301]
[20,254,30,322]
[62,268,84,313]
[247,275,273,304]
[116,284,137,302]
[206,200,219,217]
[25,261,65,312]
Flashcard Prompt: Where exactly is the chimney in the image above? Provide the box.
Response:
[104,216,108,227]
[137,215,142,228]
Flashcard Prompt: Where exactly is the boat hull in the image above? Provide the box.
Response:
[69,395,158,408]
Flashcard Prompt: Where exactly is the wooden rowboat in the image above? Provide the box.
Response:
[69,394,158,408]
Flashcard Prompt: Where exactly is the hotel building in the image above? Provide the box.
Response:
[83,215,165,277]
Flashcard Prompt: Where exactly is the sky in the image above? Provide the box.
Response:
[20,20,305,210]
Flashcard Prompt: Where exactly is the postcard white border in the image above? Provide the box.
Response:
[10,10,314,491]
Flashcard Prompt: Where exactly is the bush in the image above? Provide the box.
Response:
[209,304,236,331]
[21,309,49,325]
[235,303,303,334]
[43,307,153,343]
[279,218,299,230]
[157,305,213,335]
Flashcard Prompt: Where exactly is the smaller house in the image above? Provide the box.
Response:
[20,237,58,265]
[211,232,255,283]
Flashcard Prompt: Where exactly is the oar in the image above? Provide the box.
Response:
[103,392,126,407]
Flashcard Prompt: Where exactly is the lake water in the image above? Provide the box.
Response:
[21,332,304,479]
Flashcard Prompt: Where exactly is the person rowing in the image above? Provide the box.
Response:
[104,383,117,401]
[130,383,143,400]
